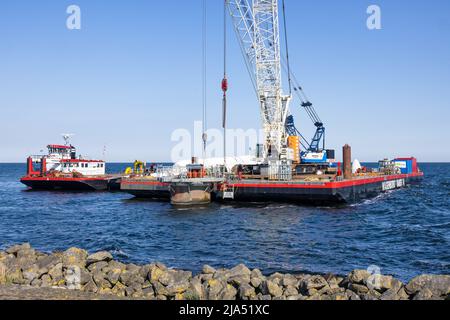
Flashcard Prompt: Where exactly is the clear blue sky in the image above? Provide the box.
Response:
[0,0,449,162]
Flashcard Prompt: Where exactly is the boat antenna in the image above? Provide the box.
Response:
[62,133,75,146]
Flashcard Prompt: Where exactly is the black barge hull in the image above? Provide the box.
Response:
[121,180,170,199]
[21,176,121,191]
[220,173,423,205]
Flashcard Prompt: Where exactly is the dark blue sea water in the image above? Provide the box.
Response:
[0,163,449,281]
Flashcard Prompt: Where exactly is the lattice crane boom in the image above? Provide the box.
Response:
[227,0,291,160]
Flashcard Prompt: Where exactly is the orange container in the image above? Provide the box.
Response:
[288,136,300,163]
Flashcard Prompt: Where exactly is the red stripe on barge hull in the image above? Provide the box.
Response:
[229,172,423,190]
[121,180,170,187]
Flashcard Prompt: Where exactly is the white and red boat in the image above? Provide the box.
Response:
[20,136,121,191]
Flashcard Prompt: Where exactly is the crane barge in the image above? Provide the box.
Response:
[121,0,423,205]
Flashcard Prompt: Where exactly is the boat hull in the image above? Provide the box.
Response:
[218,173,424,205]
[20,176,117,191]
[120,173,423,205]
[120,179,171,199]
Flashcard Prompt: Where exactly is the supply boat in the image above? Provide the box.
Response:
[20,137,122,191]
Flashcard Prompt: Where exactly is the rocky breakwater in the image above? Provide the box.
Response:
[0,244,449,300]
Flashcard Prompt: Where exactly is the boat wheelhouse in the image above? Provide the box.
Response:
[48,144,76,170]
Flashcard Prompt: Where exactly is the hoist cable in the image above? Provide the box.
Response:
[202,0,208,155]
[282,0,292,96]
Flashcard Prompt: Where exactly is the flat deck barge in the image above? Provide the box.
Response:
[121,171,423,205]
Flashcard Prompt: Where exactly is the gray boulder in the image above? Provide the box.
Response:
[367,274,398,292]
[348,283,369,295]
[159,269,192,287]
[142,287,155,299]
[202,265,216,274]
[166,280,191,297]
[83,279,98,293]
[412,288,439,300]
[267,273,284,285]
[119,269,144,287]
[205,279,226,300]
[22,264,45,283]
[221,283,238,300]
[16,248,36,260]
[380,286,409,301]
[360,289,382,300]
[86,251,113,265]
[283,285,299,297]
[229,264,251,278]
[6,243,31,255]
[103,260,126,274]
[107,268,122,286]
[111,282,126,297]
[406,275,450,298]
[261,280,283,298]
[36,254,62,270]
[299,275,328,295]
[153,281,169,296]
[138,264,154,280]
[184,278,204,300]
[258,294,272,301]
[62,247,88,269]
[348,270,371,284]
[280,274,298,288]
[228,275,251,287]
[251,277,263,288]
[48,263,64,286]
[87,261,109,273]
[92,270,112,290]
[238,283,256,300]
